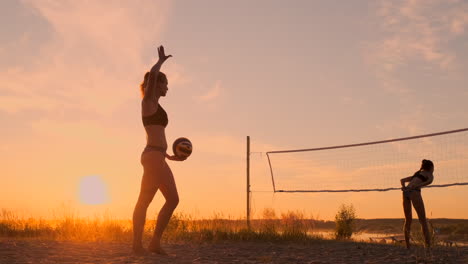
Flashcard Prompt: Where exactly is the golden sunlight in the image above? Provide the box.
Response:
[78,175,109,205]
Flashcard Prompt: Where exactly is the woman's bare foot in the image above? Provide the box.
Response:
[148,241,168,255]
[132,244,148,255]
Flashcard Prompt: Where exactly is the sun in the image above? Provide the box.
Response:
[78,175,109,205]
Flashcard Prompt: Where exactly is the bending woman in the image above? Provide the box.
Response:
[132,45,185,254]
[400,159,434,249]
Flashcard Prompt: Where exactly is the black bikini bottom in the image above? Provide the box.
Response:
[403,189,421,200]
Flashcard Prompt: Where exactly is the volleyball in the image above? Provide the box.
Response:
[172,137,192,159]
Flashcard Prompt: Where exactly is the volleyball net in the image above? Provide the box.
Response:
[265,128,468,193]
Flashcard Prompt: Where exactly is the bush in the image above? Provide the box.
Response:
[280,210,308,238]
[334,204,356,239]
[260,208,277,234]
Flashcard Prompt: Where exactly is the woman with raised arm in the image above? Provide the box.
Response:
[400,159,434,249]
[132,45,185,255]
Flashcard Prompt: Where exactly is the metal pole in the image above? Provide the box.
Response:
[246,136,251,229]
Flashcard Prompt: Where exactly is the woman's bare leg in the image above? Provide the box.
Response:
[132,185,157,253]
[412,192,431,248]
[132,152,164,253]
[403,192,413,249]
[148,162,179,254]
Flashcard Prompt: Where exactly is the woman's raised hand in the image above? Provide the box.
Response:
[158,45,172,63]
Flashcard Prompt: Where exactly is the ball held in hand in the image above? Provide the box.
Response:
[172,137,192,159]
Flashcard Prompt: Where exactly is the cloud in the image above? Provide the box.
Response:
[195,80,223,102]
[0,0,172,116]
[370,0,468,84]
[364,0,468,133]
[450,8,468,35]
[164,62,192,88]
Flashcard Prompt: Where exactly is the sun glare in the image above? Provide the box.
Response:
[78,175,109,205]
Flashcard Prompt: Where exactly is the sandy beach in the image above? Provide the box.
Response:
[1,239,467,264]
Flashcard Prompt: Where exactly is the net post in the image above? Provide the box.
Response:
[266,152,276,192]
[246,136,251,230]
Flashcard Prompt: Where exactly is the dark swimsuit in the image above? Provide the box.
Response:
[403,171,428,200]
[142,104,168,153]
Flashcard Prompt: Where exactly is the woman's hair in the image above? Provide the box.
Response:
[140,71,167,98]
[420,159,434,171]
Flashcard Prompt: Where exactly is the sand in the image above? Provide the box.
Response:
[1,239,467,264]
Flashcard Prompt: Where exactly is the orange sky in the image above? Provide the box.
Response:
[1,0,468,220]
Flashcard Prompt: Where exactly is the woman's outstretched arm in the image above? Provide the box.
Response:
[165,152,186,161]
[143,46,172,101]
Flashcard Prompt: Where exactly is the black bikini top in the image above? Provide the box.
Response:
[142,104,168,127]
[411,171,428,182]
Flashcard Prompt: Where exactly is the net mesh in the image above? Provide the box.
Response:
[266,128,468,192]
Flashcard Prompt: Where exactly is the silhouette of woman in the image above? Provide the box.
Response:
[400,159,434,249]
[132,45,185,254]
